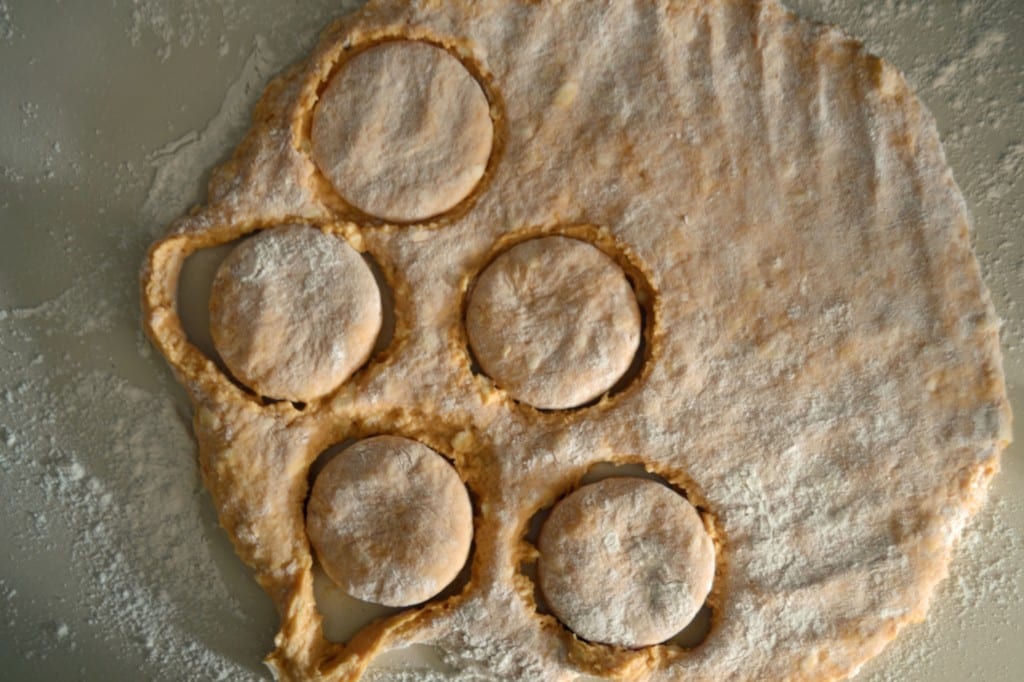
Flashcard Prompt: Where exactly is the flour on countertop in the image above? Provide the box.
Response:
[0,12,288,679]
[0,1,15,42]
[140,35,276,232]
[126,0,248,62]
[124,0,365,64]
[865,495,1023,682]
[0,342,263,679]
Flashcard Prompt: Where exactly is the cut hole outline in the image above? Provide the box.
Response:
[310,41,491,223]
[176,222,398,411]
[297,34,507,229]
[515,460,721,671]
[177,236,255,397]
[459,224,658,417]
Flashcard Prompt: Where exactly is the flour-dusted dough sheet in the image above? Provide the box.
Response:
[141,1,1011,680]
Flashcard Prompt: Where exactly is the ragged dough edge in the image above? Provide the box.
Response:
[137,0,1013,680]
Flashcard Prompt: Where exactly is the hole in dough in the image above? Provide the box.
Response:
[178,240,238,369]
[666,603,713,649]
[306,435,474,608]
[367,644,462,678]
[178,238,256,396]
[363,253,396,358]
[579,461,662,487]
[536,477,715,649]
[312,563,404,644]
[311,40,493,222]
[466,236,642,410]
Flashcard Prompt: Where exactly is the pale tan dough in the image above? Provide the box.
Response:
[466,236,642,410]
[537,477,715,648]
[306,436,473,607]
[209,224,381,402]
[311,40,493,222]
[140,1,1013,681]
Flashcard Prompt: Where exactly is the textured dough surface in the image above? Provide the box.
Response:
[209,224,381,401]
[141,1,1011,681]
[466,235,642,409]
[537,477,715,648]
[306,435,473,607]
[311,40,493,222]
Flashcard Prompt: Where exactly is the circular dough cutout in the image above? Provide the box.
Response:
[466,236,642,410]
[311,40,493,222]
[209,224,382,402]
[306,435,474,607]
[537,477,715,648]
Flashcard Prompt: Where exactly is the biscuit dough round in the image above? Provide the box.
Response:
[466,236,642,409]
[305,436,474,607]
[311,40,493,222]
[209,225,381,402]
[537,477,715,648]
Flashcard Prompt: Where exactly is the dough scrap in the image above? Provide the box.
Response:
[140,1,1012,680]
[311,40,493,222]
[209,224,381,402]
[537,477,715,648]
[306,436,473,608]
[466,236,642,410]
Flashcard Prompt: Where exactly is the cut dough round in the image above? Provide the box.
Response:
[311,40,493,222]
[209,225,381,402]
[466,236,642,409]
[537,477,715,648]
[305,436,474,607]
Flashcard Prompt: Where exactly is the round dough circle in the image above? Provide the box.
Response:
[305,435,474,607]
[311,40,493,222]
[466,236,642,410]
[209,224,382,402]
[537,477,715,648]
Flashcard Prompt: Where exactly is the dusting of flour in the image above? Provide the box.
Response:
[0,346,265,679]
